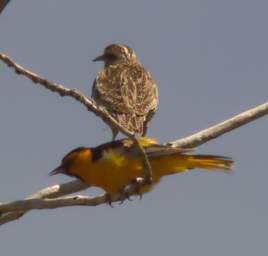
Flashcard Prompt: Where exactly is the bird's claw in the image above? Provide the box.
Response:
[106,178,144,206]
[118,188,133,204]
[130,177,143,199]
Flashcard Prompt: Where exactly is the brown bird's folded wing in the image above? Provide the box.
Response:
[92,64,158,134]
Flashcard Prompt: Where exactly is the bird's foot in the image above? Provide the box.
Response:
[118,188,133,204]
[129,177,144,200]
[118,177,144,204]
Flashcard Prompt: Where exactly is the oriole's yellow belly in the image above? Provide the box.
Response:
[81,154,188,194]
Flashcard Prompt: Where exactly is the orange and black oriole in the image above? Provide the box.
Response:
[50,137,233,195]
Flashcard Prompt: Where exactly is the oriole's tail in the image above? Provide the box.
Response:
[151,154,233,178]
[181,154,233,171]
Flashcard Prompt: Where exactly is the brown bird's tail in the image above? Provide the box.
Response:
[116,113,146,135]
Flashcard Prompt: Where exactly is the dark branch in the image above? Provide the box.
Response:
[0,0,10,15]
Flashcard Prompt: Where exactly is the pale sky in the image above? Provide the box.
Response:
[0,1,268,255]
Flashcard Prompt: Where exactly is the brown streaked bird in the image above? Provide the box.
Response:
[92,44,159,140]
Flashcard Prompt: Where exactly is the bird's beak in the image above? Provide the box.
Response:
[49,166,64,176]
[93,54,105,62]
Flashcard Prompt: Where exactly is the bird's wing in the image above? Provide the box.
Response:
[120,137,194,158]
[121,65,158,116]
[92,64,158,116]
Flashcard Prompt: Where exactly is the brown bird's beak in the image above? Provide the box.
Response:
[49,166,64,176]
[93,54,105,62]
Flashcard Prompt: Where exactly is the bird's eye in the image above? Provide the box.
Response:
[105,53,118,61]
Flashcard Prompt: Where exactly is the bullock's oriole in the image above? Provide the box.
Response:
[50,137,233,197]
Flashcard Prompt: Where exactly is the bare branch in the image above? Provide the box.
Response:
[28,180,89,199]
[0,180,88,225]
[0,179,147,213]
[0,178,146,225]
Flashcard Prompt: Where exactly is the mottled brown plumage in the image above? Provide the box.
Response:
[92,44,158,140]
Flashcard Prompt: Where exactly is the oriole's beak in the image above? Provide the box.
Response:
[93,54,105,62]
[49,166,64,176]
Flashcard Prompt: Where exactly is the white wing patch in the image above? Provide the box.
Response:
[102,149,126,167]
